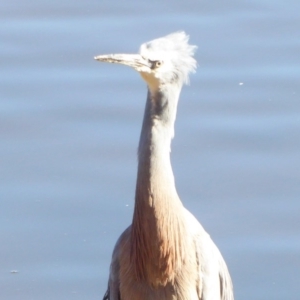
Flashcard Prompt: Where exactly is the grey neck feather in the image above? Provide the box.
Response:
[136,84,182,205]
[131,83,188,284]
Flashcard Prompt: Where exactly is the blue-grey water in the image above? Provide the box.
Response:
[1,0,299,299]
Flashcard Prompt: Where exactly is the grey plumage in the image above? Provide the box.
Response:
[95,31,234,300]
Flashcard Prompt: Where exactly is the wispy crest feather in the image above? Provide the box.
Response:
[140,31,197,84]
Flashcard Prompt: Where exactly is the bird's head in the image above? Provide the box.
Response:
[95,32,197,91]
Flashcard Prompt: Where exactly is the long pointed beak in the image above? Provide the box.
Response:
[94,54,149,71]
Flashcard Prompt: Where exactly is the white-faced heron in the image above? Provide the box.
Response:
[95,31,234,300]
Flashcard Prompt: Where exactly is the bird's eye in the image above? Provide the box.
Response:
[150,60,163,69]
[154,61,162,68]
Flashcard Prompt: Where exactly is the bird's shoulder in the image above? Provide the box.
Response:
[182,208,208,238]
[103,226,132,300]
[182,208,234,300]
[110,225,132,273]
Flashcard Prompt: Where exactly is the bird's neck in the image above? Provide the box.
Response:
[131,84,187,286]
[137,85,180,197]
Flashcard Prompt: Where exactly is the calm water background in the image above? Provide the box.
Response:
[1,0,299,299]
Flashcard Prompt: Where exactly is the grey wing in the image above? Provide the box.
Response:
[102,227,131,300]
[185,209,234,300]
[103,289,109,300]
[103,240,122,300]
[102,247,121,300]
[218,249,234,300]
[195,234,234,300]
[103,283,120,300]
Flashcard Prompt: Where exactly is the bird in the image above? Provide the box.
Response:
[94,31,234,300]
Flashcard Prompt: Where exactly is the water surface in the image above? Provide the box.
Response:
[1,1,300,299]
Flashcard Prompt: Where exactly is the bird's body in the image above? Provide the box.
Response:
[95,32,233,300]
